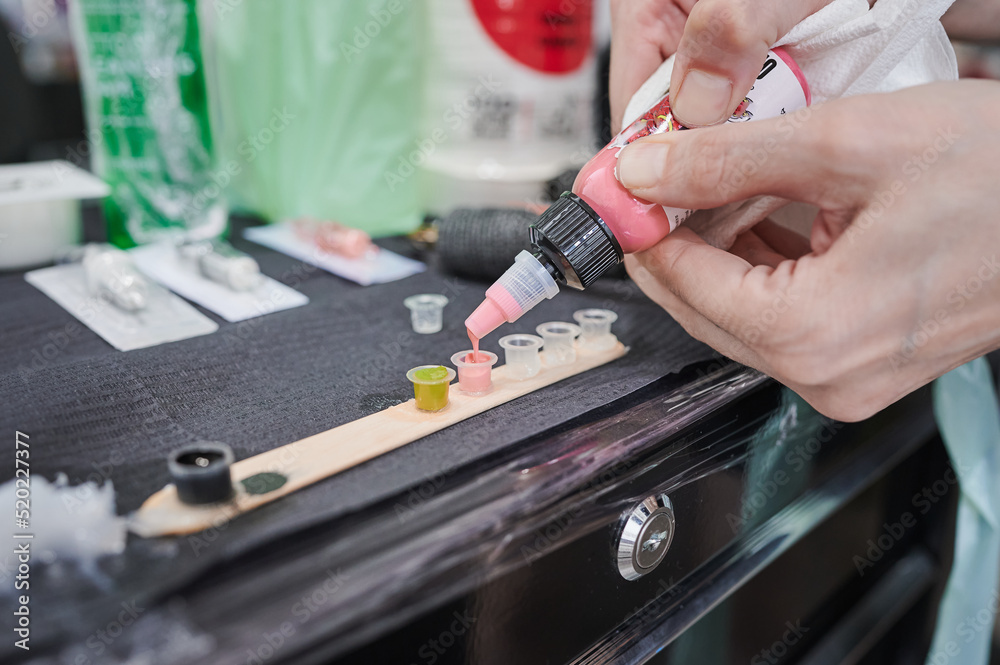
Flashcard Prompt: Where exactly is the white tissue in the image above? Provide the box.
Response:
[0,474,126,593]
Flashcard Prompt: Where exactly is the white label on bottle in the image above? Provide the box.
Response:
[608,50,809,232]
[663,51,808,230]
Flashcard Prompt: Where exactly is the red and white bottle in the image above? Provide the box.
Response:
[466,48,811,341]
[422,0,597,214]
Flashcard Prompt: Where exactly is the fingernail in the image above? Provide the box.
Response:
[616,142,668,190]
[673,70,733,127]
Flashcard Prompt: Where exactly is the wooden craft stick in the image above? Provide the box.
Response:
[131,341,628,537]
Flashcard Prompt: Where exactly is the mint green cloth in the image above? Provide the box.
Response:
[200,0,425,236]
[927,358,1000,665]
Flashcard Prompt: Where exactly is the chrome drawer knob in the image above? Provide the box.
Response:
[617,494,675,580]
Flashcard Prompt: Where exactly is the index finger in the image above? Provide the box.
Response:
[635,227,761,327]
[609,0,691,130]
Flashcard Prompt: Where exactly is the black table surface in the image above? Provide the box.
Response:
[0,213,719,657]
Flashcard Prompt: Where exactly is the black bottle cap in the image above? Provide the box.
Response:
[168,442,235,505]
[529,192,624,290]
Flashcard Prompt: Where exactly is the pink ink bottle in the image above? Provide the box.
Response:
[466,48,810,342]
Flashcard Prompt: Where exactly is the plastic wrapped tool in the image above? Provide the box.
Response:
[81,244,149,311]
[292,218,377,260]
[178,239,261,292]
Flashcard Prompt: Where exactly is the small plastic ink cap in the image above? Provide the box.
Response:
[168,442,235,505]
[529,192,624,290]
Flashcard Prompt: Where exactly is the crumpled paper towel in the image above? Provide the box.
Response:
[621,0,959,248]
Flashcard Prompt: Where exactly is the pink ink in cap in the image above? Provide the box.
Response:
[451,350,498,395]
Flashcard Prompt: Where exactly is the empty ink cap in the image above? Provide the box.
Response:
[465,250,559,339]
[498,334,543,380]
[536,321,581,366]
[404,294,448,334]
[573,308,619,350]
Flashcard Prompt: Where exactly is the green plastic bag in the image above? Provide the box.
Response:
[199,0,425,236]
[71,0,224,247]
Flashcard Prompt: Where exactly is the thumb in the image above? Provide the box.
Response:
[669,0,829,127]
[615,106,847,211]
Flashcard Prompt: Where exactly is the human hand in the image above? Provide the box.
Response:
[942,0,1000,42]
[615,81,1000,421]
[609,0,832,131]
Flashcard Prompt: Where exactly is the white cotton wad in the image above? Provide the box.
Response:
[619,0,959,250]
[0,473,126,593]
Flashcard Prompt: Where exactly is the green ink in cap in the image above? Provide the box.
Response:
[406,365,455,412]
[413,366,450,382]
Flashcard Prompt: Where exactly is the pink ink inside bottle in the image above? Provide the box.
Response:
[465,48,809,342]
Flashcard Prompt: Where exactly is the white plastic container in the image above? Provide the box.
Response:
[0,161,110,270]
[422,0,596,214]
